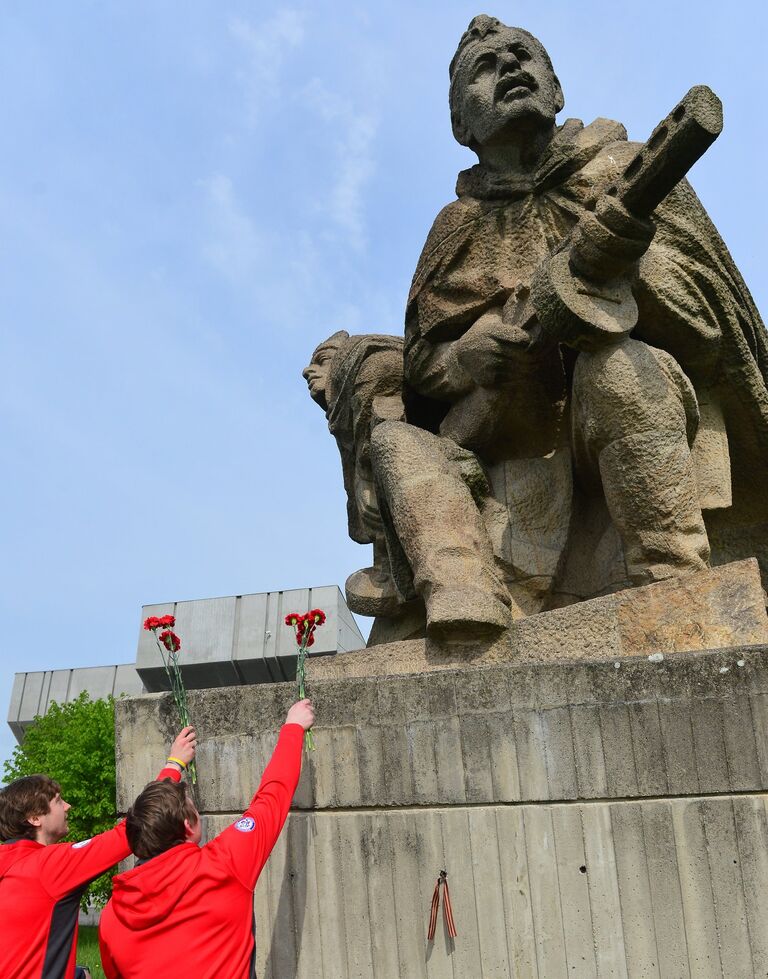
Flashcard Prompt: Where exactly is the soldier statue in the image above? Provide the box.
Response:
[306,15,768,642]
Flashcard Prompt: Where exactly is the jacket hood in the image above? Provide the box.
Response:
[110,843,200,930]
[0,839,41,881]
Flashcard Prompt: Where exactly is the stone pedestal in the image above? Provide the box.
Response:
[116,637,768,978]
[310,558,768,681]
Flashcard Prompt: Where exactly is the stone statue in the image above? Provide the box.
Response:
[303,332,515,643]
[305,15,768,642]
[403,14,768,612]
[303,331,405,622]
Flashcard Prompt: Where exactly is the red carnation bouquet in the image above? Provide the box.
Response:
[284,608,325,751]
[143,614,196,783]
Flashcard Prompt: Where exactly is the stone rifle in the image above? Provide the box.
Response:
[532,85,723,351]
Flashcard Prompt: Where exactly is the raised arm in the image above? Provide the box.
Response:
[209,700,314,890]
[157,725,197,780]
[40,726,197,899]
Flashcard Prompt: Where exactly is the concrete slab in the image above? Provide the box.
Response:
[308,559,768,682]
[18,672,45,725]
[68,666,123,702]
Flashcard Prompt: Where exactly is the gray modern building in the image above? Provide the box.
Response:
[7,585,364,743]
[8,664,145,743]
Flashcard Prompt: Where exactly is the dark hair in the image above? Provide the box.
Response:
[0,774,60,842]
[126,780,198,860]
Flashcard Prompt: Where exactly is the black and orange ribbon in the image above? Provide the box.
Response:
[427,870,457,941]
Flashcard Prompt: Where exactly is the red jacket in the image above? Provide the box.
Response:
[99,724,304,979]
[0,766,181,979]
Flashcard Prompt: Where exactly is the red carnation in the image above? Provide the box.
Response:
[283,604,325,751]
[159,630,181,653]
[294,618,318,646]
[147,618,195,780]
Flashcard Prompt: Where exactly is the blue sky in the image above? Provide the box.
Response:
[1,1,765,769]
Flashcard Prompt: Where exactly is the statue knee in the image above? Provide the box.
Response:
[371,419,418,464]
[370,420,446,479]
[573,339,696,452]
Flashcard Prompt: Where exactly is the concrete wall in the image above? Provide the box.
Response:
[116,644,768,978]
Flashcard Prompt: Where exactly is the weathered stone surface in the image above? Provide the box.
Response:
[616,556,767,654]
[304,13,768,650]
[303,334,516,643]
[116,646,768,978]
[117,642,768,813]
[302,333,408,633]
[307,558,768,681]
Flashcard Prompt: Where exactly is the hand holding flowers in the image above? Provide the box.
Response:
[143,614,197,783]
[284,608,326,751]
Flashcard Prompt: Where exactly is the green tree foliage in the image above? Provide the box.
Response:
[2,692,118,909]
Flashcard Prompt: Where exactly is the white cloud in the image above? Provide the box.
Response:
[302,78,377,250]
[331,114,376,249]
[229,8,306,115]
[200,174,263,281]
[225,14,377,250]
[199,172,350,328]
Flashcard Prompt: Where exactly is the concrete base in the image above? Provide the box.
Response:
[308,558,768,682]
[116,642,768,978]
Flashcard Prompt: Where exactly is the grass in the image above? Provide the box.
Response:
[76,926,106,979]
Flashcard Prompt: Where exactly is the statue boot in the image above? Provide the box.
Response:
[573,338,710,585]
[345,539,402,617]
[371,420,515,641]
[598,428,710,584]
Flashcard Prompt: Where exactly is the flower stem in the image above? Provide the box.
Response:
[154,632,197,783]
[296,625,315,752]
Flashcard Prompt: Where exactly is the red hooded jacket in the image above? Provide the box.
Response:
[98,723,304,979]
[0,765,181,979]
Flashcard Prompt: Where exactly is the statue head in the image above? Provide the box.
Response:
[302,330,349,411]
[449,15,564,153]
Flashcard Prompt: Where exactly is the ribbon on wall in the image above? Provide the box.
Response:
[427,870,457,941]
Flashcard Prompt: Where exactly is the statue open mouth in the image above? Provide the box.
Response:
[495,74,536,101]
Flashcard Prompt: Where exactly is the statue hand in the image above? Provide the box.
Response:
[454,307,540,387]
[569,196,656,282]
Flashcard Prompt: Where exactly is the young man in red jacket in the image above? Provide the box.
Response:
[0,725,197,979]
[98,698,314,979]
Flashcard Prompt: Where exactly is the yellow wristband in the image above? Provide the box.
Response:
[167,756,187,769]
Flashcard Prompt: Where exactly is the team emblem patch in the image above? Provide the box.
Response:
[234,817,255,833]
[72,839,92,849]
